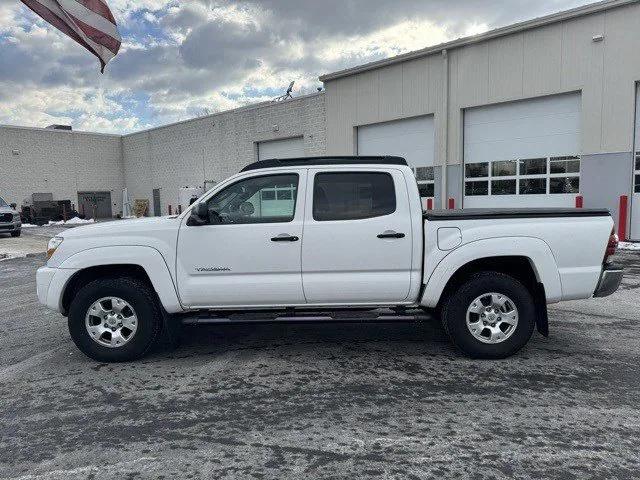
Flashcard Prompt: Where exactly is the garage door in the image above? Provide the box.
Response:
[258,137,304,161]
[631,85,640,241]
[78,191,112,219]
[463,93,581,208]
[357,116,435,201]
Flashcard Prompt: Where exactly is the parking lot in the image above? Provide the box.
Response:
[0,235,639,479]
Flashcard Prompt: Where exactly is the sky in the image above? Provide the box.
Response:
[0,0,595,134]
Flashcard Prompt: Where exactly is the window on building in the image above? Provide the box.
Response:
[465,181,489,196]
[519,158,547,176]
[313,172,396,221]
[413,166,435,199]
[491,179,517,195]
[465,162,488,178]
[206,173,298,224]
[464,156,581,196]
[492,160,517,177]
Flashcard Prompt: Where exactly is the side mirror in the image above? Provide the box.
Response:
[187,202,210,226]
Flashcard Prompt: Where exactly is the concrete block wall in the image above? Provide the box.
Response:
[0,125,124,215]
[123,92,326,215]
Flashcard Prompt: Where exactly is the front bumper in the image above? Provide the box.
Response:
[593,263,623,298]
[36,266,78,313]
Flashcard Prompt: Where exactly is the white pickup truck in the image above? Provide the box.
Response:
[36,157,622,362]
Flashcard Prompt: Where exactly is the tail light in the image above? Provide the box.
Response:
[604,228,619,263]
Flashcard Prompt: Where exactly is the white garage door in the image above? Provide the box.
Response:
[258,137,304,161]
[463,93,582,208]
[357,116,435,200]
[631,84,640,241]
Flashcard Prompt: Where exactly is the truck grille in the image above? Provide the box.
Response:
[0,213,13,222]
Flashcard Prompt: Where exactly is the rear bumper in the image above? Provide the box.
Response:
[593,264,623,298]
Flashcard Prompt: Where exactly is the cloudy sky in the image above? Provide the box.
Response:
[0,0,593,133]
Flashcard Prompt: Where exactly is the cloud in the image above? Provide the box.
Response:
[0,0,593,133]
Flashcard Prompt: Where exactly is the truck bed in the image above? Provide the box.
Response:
[423,208,611,220]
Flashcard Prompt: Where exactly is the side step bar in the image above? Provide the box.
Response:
[181,309,434,326]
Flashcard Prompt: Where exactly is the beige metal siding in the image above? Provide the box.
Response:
[323,1,640,166]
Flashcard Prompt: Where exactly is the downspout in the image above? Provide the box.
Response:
[441,48,450,209]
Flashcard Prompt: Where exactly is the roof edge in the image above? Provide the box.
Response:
[122,91,324,138]
[319,0,637,82]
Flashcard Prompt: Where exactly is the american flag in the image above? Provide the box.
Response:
[20,0,121,72]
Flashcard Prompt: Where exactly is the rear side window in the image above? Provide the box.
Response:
[313,172,396,221]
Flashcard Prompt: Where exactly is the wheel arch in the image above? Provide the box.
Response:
[58,246,183,315]
[420,237,562,309]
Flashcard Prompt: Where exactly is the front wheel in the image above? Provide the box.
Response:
[68,277,163,362]
[441,272,536,359]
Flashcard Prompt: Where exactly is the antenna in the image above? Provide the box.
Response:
[273,81,295,102]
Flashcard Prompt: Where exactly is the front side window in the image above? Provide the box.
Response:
[206,173,298,224]
[313,172,396,221]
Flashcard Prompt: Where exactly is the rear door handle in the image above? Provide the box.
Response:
[377,230,405,239]
[271,234,299,242]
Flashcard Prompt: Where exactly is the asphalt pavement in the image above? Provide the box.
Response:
[0,252,639,479]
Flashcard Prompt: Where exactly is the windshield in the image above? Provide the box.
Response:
[0,196,9,208]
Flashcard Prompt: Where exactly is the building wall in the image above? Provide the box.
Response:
[0,125,124,214]
[323,2,640,208]
[123,92,326,215]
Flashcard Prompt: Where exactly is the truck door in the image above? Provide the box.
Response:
[301,168,413,304]
[176,170,306,307]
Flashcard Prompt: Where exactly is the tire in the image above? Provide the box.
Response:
[441,272,536,359]
[11,230,20,237]
[68,277,163,362]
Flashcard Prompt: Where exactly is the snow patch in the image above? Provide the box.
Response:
[47,217,95,226]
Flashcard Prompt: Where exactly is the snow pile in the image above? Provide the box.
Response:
[20,223,38,228]
[47,217,95,226]
[619,242,640,251]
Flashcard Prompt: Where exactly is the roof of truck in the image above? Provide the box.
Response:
[240,156,408,172]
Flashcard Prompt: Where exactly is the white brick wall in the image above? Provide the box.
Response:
[1,92,326,218]
[0,126,124,215]
[123,92,326,215]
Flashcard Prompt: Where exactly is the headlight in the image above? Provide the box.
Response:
[47,237,64,259]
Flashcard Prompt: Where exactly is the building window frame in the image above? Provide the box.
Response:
[413,166,435,199]
[464,156,581,196]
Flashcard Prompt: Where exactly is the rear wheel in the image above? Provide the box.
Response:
[441,272,536,359]
[68,277,162,362]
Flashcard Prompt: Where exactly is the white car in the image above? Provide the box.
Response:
[36,157,623,362]
[0,195,21,237]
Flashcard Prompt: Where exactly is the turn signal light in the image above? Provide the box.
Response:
[47,237,64,260]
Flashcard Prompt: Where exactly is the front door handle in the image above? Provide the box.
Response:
[271,234,299,242]
[377,230,405,239]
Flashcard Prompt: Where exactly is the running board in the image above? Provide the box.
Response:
[181,309,433,326]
